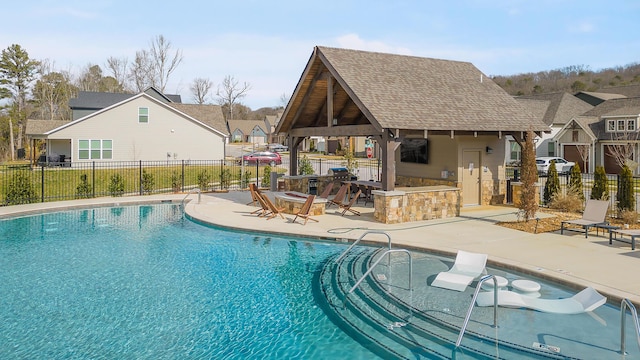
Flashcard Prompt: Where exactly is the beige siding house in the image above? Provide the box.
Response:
[28,92,227,162]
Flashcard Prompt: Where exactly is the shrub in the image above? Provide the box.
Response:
[4,171,36,205]
[197,170,212,192]
[549,188,583,213]
[543,160,560,204]
[76,173,93,199]
[170,171,182,193]
[141,169,155,195]
[619,209,638,225]
[242,170,252,188]
[568,163,584,200]
[617,165,635,212]
[262,165,272,187]
[342,151,359,177]
[220,168,231,189]
[108,173,125,197]
[299,155,314,175]
[591,166,609,200]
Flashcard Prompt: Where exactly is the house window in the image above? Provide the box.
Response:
[607,120,616,132]
[628,119,636,131]
[572,130,579,142]
[509,141,521,161]
[548,142,555,156]
[139,107,149,123]
[618,119,626,131]
[78,139,113,160]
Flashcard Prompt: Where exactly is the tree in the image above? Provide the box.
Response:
[148,35,183,92]
[76,64,123,93]
[0,44,39,156]
[576,144,590,172]
[129,50,153,92]
[105,56,129,91]
[568,163,584,200]
[217,75,251,119]
[190,77,213,104]
[606,132,638,169]
[617,165,635,212]
[32,60,76,120]
[591,166,609,200]
[518,130,538,221]
[543,160,560,204]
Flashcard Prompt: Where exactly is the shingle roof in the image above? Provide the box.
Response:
[514,98,550,125]
[279,46,549,133]
[169,103,228,135]
[517,92,593,126]
[227,119,268,136]
[25,120,71,136]
[69,87,182,110]
[582,97,640,117]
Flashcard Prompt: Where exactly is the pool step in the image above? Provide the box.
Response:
[315,248,564,360]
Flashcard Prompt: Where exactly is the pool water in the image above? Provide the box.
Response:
[0,204,372,359]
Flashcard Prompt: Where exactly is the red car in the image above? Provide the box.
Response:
[242,151,282,166]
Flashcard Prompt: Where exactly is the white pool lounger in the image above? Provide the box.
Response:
[475,287,607,314]
[431,250,488,292]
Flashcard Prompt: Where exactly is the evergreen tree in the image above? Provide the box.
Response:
[543,160,560,204]
[568,163,584,199]
[591,166,609,200]
[617,165,635,212]
[518,130,538,220]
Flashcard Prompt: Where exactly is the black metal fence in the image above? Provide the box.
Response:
[0,157,383,206]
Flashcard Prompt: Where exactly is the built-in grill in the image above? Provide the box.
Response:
[328,167,350,181]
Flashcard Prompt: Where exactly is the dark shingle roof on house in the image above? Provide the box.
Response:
[582,97,640,117]
[69,87,182,110]
[517,92,593,126]
[279,46,549,133]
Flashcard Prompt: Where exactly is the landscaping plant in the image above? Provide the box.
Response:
[617,164,635,212]
[76,173,93,198]
[299,155,314,175]
[4,171,36,205]
[543,160,560,204]
[262,165,271,187]
[108,173,125,197]
[591,166,609,200]
[141,169,155,194]
[568,163,584,200]
[197,170,211,192]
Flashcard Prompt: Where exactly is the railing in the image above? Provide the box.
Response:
[620,298,640,354]
[181,188,201,209]
[343,249,412,309]
[335,230,392,264]
[455,275,499,348]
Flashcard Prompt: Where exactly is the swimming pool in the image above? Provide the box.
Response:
[0,203,638,359]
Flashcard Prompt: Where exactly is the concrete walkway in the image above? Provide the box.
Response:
[2,191,639,306]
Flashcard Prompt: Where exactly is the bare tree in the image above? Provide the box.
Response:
[279,92,289,109]
[129,50,153,93]
[216,75,251,119]
[576,144,590,172]
[190,77,213,104]
[33,59,75,120]
[105,56,129,92]
[607,132,639,169]
[149,35,183,92]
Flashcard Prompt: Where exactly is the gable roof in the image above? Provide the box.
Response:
[25,120,71,137]
[517,92,593,126]
[514,98,550,125]
[277,46,549,135]
[69,87,181,110]
[168,103,228,135]
[228,119,269,136]
[555,116,599,142]
[45,93,226,137]
[582,97,640,117]
[574,91,626,106]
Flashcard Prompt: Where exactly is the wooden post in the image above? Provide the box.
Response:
[379,130,398,191]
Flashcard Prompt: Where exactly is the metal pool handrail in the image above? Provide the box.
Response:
[455,274,499,348]
[620,298,640,354]
[335,230,391,263]
[343,248,412,309]
[181,188,201,210]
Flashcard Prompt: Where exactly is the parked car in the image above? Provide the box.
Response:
[535,157,575,175]
[267,143,288,152]
[242,151,282,166]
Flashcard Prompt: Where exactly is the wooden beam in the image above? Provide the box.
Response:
[327,75,333,127]
[289,124,379,137]
[290,70,327,127]
[380,129,396,191]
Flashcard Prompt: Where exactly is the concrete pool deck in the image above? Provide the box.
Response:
[2,190,639,307]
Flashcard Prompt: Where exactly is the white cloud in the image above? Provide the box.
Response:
[568,21,595,33]
[333,34,413,56]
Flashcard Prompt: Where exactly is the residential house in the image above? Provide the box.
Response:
[26,91,227,163]
[554,96,640,174]
[227,119,269,145]
[514,92,593,163]
[276,46,549,206]
[68,87,182,120]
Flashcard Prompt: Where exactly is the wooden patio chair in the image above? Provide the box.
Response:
[292,195,319,225]
[318,182,334,199]
[252,189,272,217]
[261,193,286,220]
[327,184,348,208]
[247,183,260,206]
[340,190,361,216]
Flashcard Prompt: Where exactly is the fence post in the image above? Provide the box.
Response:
[139,160,143,195]
[319,158,322,175]
[41,165,45,203]
[181,160,185,192]
[92,162,96,198]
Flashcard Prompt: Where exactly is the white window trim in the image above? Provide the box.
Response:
[78,139,113,160]
[138,107,149,123]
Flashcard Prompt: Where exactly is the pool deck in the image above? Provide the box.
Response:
[2,190,639,307]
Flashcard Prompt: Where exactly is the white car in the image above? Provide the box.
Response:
[267,143,288,152]
[535,157,575,175]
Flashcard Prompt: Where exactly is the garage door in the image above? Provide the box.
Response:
[562,145,588,173]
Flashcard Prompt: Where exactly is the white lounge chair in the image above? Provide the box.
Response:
[476,287,607,314]
[430,250,488,291]
[560,199,609,238]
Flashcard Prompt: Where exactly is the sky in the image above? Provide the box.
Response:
[2,0,639,109]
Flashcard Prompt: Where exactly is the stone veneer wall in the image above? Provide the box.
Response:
[373,187,460,224]
[274,197,326,216]
[397,175,505,206]
[395,175,457,188]
[281,175,336,195]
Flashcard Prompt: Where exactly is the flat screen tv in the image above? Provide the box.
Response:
[400,138,429,164]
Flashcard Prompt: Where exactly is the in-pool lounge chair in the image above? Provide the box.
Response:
[560,199,609,238]
[431,250,488,291]
[476,287,606,314]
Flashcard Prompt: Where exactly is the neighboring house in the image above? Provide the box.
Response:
[276,46,549,205]
[227,119,269,145]
[69,87,182,120]
[265,112,285,144]
[554,97,640,174]
[26,92,227,163]
[514,92,593,163]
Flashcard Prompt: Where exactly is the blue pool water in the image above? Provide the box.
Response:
[0,204,371,359]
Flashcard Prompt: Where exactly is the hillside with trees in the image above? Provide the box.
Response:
[492,62,640,96]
